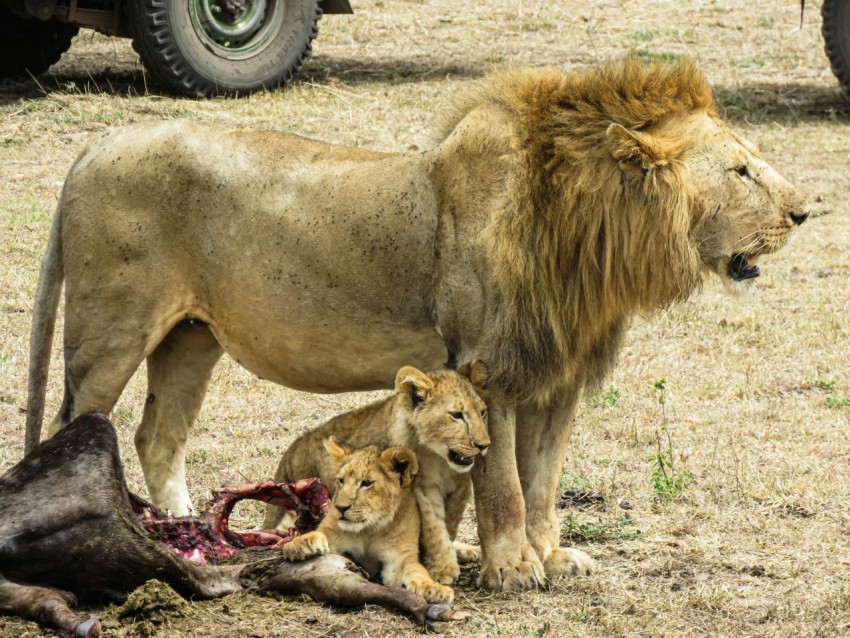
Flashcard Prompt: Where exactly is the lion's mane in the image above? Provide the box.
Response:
[438,58,717,404]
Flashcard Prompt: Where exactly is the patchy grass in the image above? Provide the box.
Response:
[1,0,850,636]
[562,513,643,543]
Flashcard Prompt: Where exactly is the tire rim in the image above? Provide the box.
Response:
[190,0,284,59]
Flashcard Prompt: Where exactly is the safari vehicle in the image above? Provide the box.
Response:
[822,0,850,94]
[0,0,351,97]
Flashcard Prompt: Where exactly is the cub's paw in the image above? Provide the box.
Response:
[544,547,596,577]
[408,577,454,605]
[425,555,460,585]
[282,532,329,561]
[453,541,481,564]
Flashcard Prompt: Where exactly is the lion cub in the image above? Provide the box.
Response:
[282,440,454,604]
[264,362,490,584]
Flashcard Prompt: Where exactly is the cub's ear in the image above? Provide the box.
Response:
[606,123,669,175]
[324,436,354,467]
[394,366,435,409]
[379,446,419,487]
[457,359,488,391]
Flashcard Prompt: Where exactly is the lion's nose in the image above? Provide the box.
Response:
[789,209,809,225]
[475,442,490,453]
[335,504,351,516]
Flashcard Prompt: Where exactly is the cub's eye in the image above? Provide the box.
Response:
[734,165,751,179]
[360,480,374,489]
[481,409,488,420]
[336,477,344,486]
[450,411,465,421]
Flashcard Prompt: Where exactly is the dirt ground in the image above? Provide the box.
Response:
[1,0,849,636]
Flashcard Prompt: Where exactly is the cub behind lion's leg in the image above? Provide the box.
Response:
[266,362,489,585]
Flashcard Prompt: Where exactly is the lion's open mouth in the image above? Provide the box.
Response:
[729,253,760,281]
[448,449,475,467]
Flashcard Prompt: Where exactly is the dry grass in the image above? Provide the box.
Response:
[2,0,850,636]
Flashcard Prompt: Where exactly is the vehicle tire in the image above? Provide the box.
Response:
[0,4,78,79]
[126,0,322,97]
[823,0,850,94]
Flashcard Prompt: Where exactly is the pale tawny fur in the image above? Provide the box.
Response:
[264,362,489,585]
[26,57,807,591]
[281,441,454,604]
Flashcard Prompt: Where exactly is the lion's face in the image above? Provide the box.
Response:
[394,362,490,473]
[679,113,809,284]
[325,440,418,533]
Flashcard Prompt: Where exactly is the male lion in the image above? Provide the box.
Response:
[264,361,490,584]
[281,440,454,604]
[26,58,808,592]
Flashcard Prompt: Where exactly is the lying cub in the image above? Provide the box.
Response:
[264,362,489,584]
[282,440,454,604]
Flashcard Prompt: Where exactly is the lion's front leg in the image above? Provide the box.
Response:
[515,398,596,578]
[471,397,545,591]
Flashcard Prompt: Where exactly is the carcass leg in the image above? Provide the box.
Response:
[250,554,465,628]
[0,575,101,637]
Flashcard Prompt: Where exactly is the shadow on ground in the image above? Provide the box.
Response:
[0,55,483,105]
[0,68,146,104]
[2,56,846,129]
[715,82,850,124]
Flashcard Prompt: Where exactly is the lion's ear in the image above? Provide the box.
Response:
[457,359,488,391]
[394,366,435,409]
[606,123,669,175]
[324,436,354,467]
[379,446,419,487]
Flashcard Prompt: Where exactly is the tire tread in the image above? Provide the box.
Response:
[127,0,322,97]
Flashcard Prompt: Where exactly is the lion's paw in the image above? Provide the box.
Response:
[408,577,454,604]
[478,549,545,592]
[282,532,329,562]
[453,541,481,564]
[425,555,460,585]
[544,547,596,577]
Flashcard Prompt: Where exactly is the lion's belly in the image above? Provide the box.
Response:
[211,318,447,392]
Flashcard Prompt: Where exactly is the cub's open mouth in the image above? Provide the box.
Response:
[448,449,475,467]
[729,253,760,281]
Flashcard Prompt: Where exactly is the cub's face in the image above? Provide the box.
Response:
[395,362,490,474]
[325,441,418,534]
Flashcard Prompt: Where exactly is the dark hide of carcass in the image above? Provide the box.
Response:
[0,413,465,636]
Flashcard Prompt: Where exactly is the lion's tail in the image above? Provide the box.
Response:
[25,205,64,454]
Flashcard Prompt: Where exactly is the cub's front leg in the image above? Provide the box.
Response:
[381,548,454,604]
[415,483,459,585]
[282,530,330,561]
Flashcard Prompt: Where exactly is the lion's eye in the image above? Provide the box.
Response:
[450,411,465,421]
[336,477,344,486]
[360,480,374,489]
[734,165,751,179]
[481,409,488,420]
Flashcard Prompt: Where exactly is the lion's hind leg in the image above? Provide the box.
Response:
[135,320,223,516]
[46,316,158,440]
